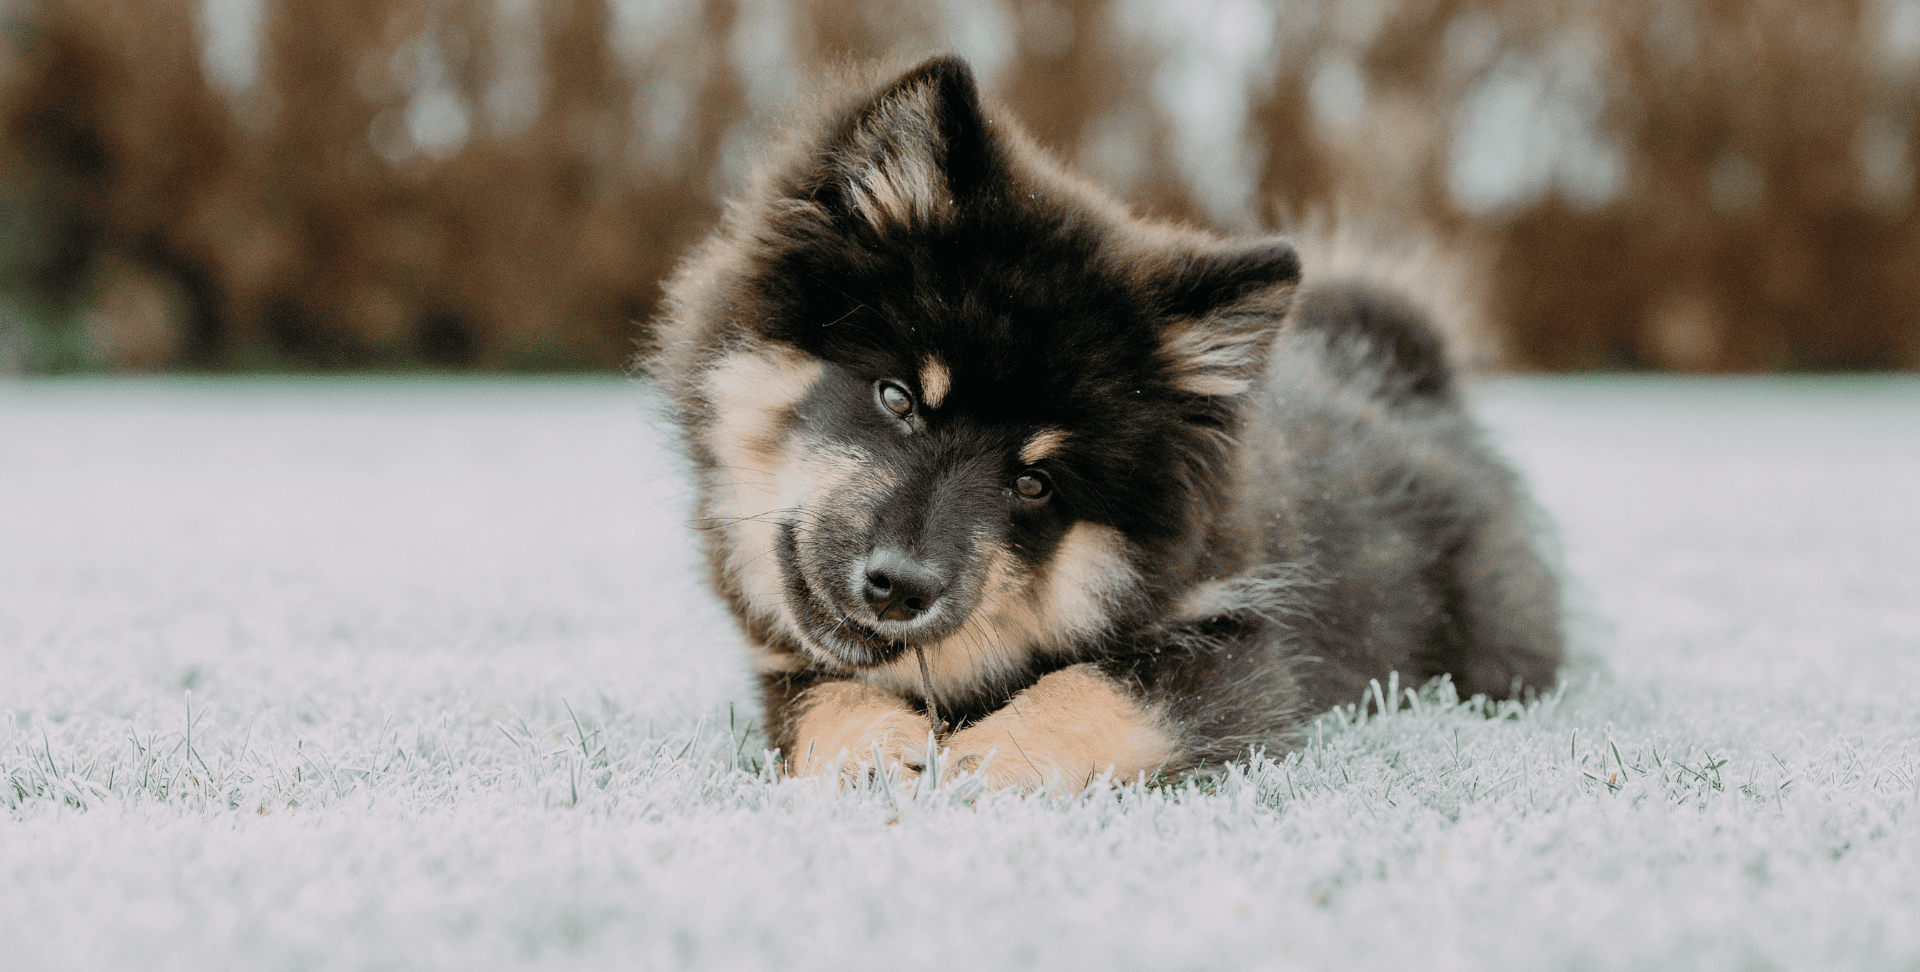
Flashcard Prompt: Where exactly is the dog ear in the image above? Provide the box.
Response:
[804,55,1003,227]
[1157,239,1302,397]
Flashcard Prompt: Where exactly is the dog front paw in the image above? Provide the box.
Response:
[787,683,932,785]
[941,726,1047,791]
[937,665,1180,793]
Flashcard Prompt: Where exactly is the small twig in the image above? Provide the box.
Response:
[914,645,943,734]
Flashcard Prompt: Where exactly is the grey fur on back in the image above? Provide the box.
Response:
[1246,285,1561,710]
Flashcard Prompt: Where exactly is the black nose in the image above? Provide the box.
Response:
[862,547,947,623]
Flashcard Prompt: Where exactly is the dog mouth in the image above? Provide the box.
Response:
[774,521,959,668]
[781,560,909,667]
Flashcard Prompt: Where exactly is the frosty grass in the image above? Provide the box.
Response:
[3,376,1918,970]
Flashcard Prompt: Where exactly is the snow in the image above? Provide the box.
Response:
[3,375,1918,971]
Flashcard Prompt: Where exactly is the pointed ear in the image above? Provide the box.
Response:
[806,55,1002,227]
[1157,240,1302,397]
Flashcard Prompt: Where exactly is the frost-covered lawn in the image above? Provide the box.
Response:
[3,376,1917,971]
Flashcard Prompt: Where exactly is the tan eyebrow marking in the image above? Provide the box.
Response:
[1019,428,1070,465]
[919,357,951,408]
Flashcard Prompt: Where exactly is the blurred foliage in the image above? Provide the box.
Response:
[0,0,1915,373]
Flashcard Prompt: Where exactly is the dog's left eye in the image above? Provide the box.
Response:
[1013,471,1052,500]
[876,381,914,418]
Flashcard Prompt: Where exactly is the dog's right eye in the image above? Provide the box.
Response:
[876,381,915,419]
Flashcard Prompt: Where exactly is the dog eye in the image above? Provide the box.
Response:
[876,381,914,418]
[1013,471,1051,500]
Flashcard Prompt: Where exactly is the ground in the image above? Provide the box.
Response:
[2,376,1917,971]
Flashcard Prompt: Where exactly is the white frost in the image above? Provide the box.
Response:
[2,375,1918,970]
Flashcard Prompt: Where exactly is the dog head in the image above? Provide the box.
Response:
[667,57,1301,700]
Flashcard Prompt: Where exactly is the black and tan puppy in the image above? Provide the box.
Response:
[650,56,1561,790]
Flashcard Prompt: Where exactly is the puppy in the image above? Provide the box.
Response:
[650,56,1562,790]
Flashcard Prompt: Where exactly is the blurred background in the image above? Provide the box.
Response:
[0,0,1915,375]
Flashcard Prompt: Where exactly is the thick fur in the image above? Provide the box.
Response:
[649,56,1562,790]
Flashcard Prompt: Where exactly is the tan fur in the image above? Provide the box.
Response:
[1172,579,1237,620]
[703,347,824,630]
[787,681,932,781]
[1171,372,1254,397]
[858,523,1137,704]
[852,158,945,227]
[1040,523,1139,634]
[1160,319,1268,397]
[705,345,821,461]
[749,643,807,675]
[839,83,949,227]
[942,664,1179,792]
[1018,428,1070,465]
[919,357,952,408]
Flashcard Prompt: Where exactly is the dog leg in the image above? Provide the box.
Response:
[1449,506,1564,698]
[943,664,1179,792]
[783,681,932,784]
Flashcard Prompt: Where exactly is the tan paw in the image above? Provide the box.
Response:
[940,665,1179,793]
[941,725,1050,791]
[787,682,933,785]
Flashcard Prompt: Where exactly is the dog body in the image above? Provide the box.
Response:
[651,57,1561,789]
